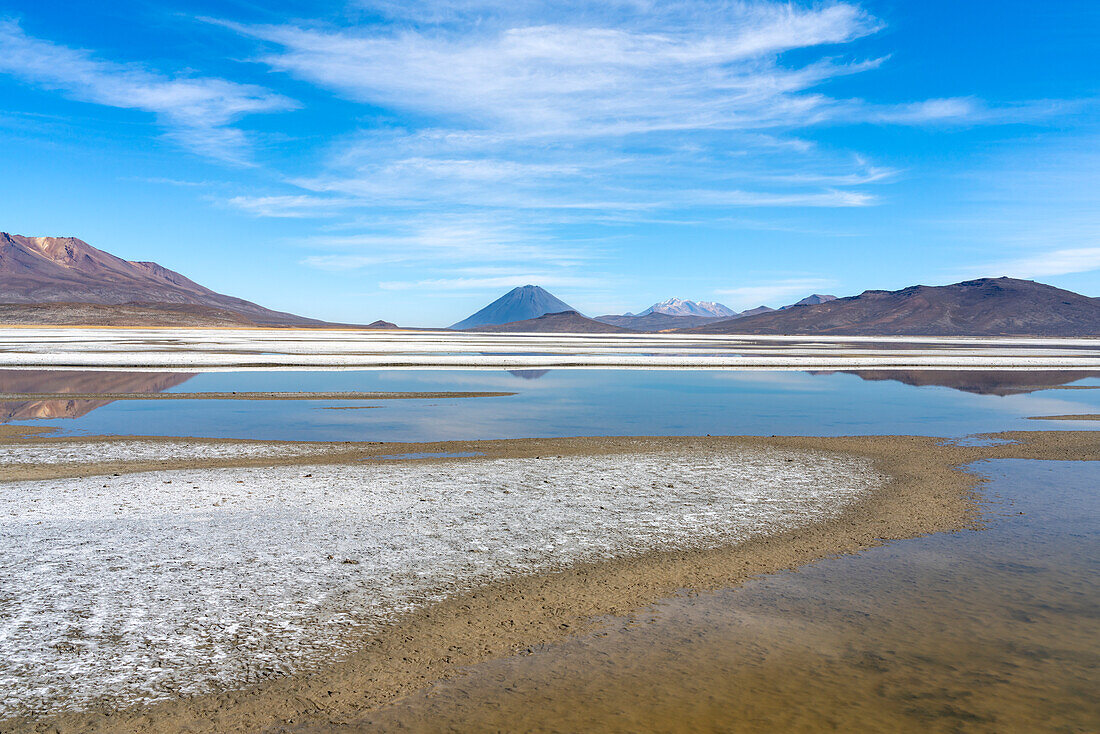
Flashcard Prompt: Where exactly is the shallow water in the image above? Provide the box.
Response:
[353,459,1100,733]
[6,369,1100,441]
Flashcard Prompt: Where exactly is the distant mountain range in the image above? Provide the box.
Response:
[452,292,812,333]
[5,233,1099,336]
[594,296,835,332]
[687,278,1100,336]
[594,312,722,331]
[597,298,738,331]
[455,279,1100,336]
[460,310,633,333]
[633,298,737,318]
[450,285,576,329]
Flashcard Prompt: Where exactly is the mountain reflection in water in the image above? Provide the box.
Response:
[4,369,1100,438]
[835,370,1100,396]
[0,370,194,422]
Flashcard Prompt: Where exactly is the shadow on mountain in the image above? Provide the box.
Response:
[830,370,1100,396]
[0,370,195,422]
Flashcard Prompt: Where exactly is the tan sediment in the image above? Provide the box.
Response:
[2,430,1098,734]
[0,391,514,402]
[1027,414,1100,421]
[0,424,56,440]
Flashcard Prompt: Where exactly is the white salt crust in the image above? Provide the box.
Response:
[0,440,333,467]
[0,448,883,716]
[1,328,1098,369]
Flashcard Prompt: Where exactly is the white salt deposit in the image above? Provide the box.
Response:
[1,328,1098,369]
[0,440,332,466]
[0,448,883,716]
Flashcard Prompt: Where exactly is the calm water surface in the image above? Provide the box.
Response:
[5,369,1100,440]
[353,459,1100,733]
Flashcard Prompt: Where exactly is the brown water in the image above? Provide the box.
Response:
[348,459,1100,733]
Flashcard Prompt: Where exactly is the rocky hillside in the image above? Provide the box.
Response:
[685,278,1100,336]
[0,233,324,326]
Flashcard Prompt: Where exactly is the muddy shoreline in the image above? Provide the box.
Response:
[2,430,1098,733]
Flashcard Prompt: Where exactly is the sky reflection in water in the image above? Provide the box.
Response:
[7,369,1100,442]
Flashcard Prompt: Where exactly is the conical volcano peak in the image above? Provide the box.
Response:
[450,285,578,329]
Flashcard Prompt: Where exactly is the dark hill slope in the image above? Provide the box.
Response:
[0,233,324,326]
[461,310,634,333]
[685,278,1100,336]
[594,312,721,331]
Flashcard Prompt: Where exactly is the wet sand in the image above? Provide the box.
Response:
[1,429,1097,733]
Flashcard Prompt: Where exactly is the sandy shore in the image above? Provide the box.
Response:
[1,429,1098,733]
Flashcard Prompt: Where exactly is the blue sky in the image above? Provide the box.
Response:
[0,0,1097,326]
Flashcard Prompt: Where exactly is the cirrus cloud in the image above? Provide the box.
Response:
[0,18,295,162]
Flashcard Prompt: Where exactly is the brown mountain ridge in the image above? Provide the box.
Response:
[684,278,1100,337]
[0,233,326,326]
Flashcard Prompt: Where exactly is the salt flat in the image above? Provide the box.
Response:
[0,439,334,466]
[1,328,1099,370]
[0,445,879,716]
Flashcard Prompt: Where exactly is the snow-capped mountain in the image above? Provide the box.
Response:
[634,298,737,318]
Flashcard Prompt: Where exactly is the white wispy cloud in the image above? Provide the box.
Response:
[0,18,295,161]
[224,3,881,136]
[977,247,1100,279]
[858,97,1086,126]
[715,278,839,309]
[378,274,599,291]
[763,156,899,185]
[201,0,1075,302]
[681,189,874,207]
[299,216,598,270]
[210,1,902,220]
[226,194,353,217]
